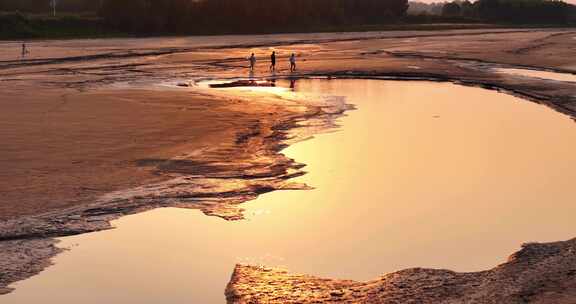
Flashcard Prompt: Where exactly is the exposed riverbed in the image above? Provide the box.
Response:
[4,79,576,303]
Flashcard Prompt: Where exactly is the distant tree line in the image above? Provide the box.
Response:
[409,0,575,23]
[441,0,476,16]
[474,0,573,22]
[97,0,409,33]
[408,1,445,15]
[1,0,574,36]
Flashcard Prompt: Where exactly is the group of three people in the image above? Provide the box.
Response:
[249,51,296,72]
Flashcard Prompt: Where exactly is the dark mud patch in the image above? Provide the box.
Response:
[209,79,276,88]
[0,239,62,295]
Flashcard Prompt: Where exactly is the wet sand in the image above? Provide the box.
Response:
[2,28,575,218]
[227,239,576,304]
[1,88,225,219]
[1,28,576,299]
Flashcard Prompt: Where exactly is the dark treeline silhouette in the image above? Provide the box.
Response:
[476,0,573,22]
[1,0,575,39]
[99,0,409,33]
[432,0,574,23]
[0,0,101,14]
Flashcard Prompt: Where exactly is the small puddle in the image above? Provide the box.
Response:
[496,67,576,83]
[5,79,576,303]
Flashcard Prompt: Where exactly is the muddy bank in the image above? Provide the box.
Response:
[226,238,576,303]
[0,81,351,293]
[0,239,61,295]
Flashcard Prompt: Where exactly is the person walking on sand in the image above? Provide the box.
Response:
[269,51,276,71]
[289,53,296,72]
[249,53,256,71]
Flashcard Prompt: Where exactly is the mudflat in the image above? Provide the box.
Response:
[3,28,576,221]
[1,28,576,301]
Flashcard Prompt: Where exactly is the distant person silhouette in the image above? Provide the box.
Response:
[270,51,276,71]
[21,42,29,58]
[249,53,256,71]
[289,53,296,72]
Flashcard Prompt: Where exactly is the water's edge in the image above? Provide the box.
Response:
[0,78,353,293]
[1,72,575,295]
[226,238,576,303]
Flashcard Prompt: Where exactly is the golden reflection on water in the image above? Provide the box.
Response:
[5,79,576,303]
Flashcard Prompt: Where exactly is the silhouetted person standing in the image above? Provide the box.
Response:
[21,42,28,58]
[270,51,276,71]
[289,53,296,72]
[249,53,256,71]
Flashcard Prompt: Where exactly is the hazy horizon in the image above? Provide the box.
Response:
[414,0,576,4]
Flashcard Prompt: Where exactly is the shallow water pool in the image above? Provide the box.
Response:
[496,67,576,83]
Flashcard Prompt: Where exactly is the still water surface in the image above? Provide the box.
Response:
[497,67,576,83]
[6,79,576,303]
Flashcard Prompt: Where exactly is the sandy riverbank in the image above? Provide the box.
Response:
[1,28,576,299]
[2,28,576,220]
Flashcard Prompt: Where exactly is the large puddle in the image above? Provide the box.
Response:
[5,79,576,303]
